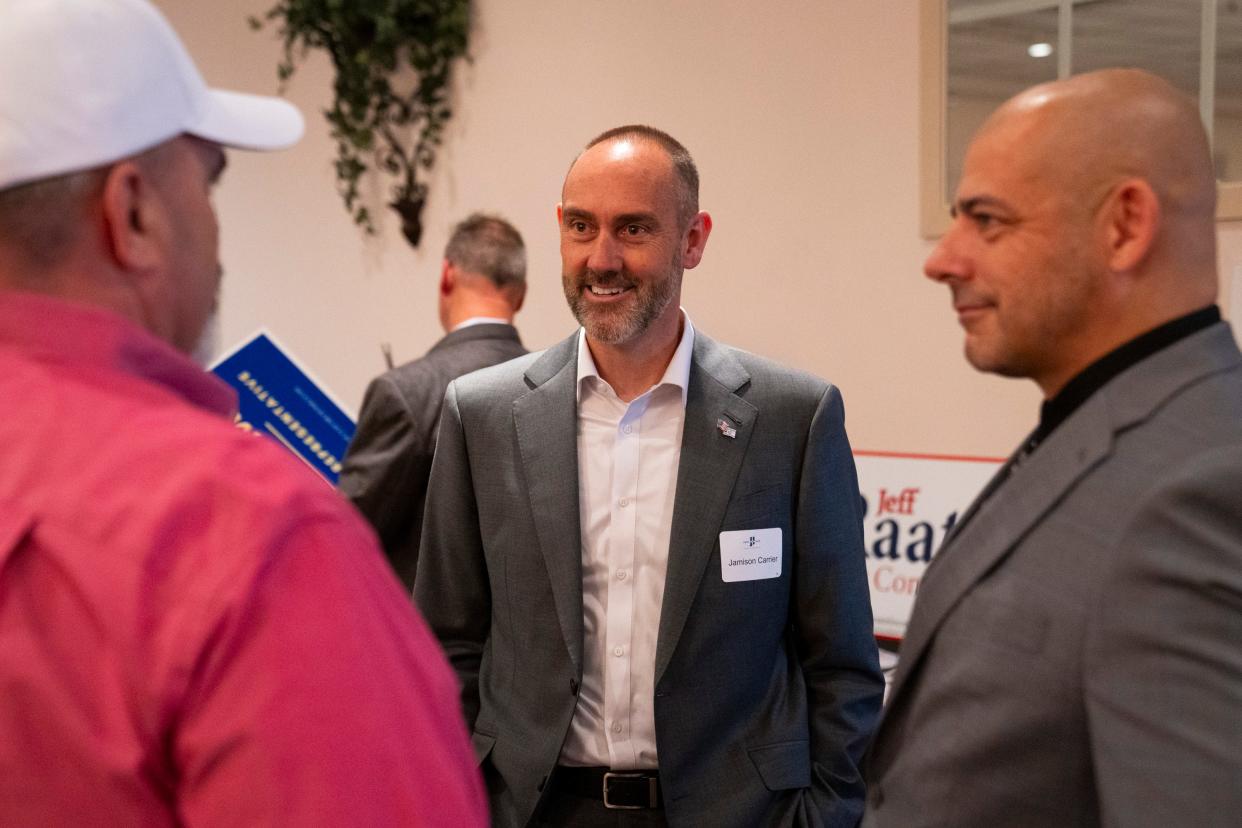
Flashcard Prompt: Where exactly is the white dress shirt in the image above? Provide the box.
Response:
[558,313,695,770]
[451,316,510,331]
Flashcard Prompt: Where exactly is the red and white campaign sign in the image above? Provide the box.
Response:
[854,450,1005,643]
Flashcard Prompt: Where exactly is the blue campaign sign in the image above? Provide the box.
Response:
[210,331,356,485]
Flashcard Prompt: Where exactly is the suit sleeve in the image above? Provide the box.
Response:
[338,375,429,562]
[1085,447,1242,826]
[413,381,491,730]
[796,385,885,827]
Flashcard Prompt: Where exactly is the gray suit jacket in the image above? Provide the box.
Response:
[864,322,1242,827]
[339,323,526,588]
[414,330,883,828]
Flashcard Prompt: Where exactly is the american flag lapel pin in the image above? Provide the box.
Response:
[717,418,737,439]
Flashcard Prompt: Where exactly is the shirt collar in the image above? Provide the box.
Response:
[451,316,511,332]
[0,290,237,416]
[1029,304,1221,451]
[575,309,695,407]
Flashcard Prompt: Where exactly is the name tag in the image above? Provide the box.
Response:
[719,528,782,582]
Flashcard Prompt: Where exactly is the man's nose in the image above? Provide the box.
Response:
[923,227,968,284]
[586,232,623,272]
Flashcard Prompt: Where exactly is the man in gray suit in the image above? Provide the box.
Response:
[864,69,1242,826]
[415,126,883,827]
[340,213,527,589]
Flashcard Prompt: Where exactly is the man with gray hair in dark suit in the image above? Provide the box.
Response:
[341,212,527,589]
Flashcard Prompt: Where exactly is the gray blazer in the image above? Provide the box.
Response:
[339,323,525,588]
[864,322,1242,827]
[414,330,883,828]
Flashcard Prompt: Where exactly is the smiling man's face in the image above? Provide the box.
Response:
[558,138,689,348]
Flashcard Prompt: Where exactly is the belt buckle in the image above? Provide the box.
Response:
[602,771,654,810]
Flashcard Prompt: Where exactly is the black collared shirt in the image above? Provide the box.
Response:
[1026,305,1221,453]
[938,304,1222,543]
[964,306,1223,516]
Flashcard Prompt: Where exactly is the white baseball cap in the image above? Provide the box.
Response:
[0,0,305,191]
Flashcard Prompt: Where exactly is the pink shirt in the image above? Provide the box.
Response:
[0,292,487,826]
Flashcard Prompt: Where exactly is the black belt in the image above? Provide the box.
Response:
[551,766,663,810]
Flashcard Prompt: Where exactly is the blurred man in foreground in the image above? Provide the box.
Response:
[341,213,527,589]
[865,69,1242,826]
[0,0,486,823]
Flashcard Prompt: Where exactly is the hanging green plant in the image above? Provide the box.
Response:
[249,0,470,247]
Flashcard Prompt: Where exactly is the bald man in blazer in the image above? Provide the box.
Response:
[864,70,1242,827]
[415,126,882,827]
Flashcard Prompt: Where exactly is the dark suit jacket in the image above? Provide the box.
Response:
[339,323,526,588]
[864,322,1242,827]
[414,330,883,828]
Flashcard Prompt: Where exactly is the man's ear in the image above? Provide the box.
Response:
[1101,178,1160,273]
[681,211,713,269]
[98,160,166,274]
[440,260,455,296]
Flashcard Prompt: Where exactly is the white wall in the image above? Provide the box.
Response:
[156,0,1242,458]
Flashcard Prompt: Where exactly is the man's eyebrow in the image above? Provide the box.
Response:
[950,195,1009,218]
[613,211,660,227]
[561,206,594,223]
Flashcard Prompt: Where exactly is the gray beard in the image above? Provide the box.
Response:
[565,267,680,345]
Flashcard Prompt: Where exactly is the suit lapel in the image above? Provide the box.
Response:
[655,334,756,685]
[934,437,1029,551]
[890,402,1112,699]
[513,334,585,672]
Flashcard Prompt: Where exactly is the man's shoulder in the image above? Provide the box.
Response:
[117,417,369,610]
[3,357,365,592]
[380,327,528,392]
[1123,359,1242,462]
[450,332,574,398]
[376,347,446,389]
[105,366,349,516]
[129,393,353,524]
[700,335,834,403]
[450,348,545,397]
[1108,321,1242,444]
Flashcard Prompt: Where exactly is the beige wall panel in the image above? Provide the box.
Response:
[155,0,1241,458]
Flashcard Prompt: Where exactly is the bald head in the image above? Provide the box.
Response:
[925,69,1220,397]
[570,125,700,227]
[983,68,1215,225]
[980,69,1217,297]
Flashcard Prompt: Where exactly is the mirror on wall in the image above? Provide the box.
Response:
[920,0,1242,236]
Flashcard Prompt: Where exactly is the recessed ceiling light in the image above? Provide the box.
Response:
[1028,42,1054,58]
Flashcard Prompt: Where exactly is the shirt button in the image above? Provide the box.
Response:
[622,424,633,434]
[613,646,624,657]
[612,722,622,734]
[619,497,630,507]
[616,570,628,581]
